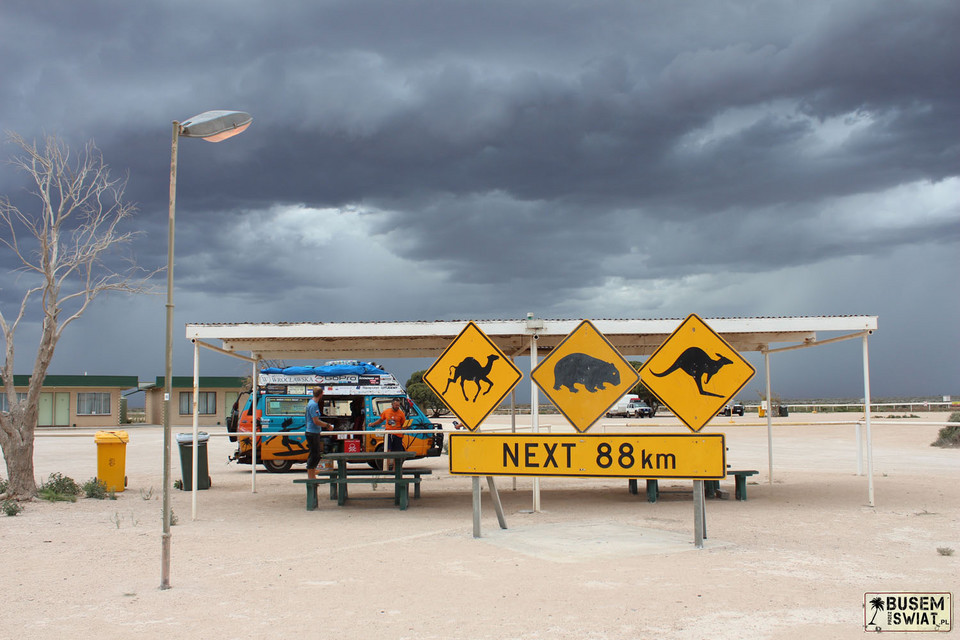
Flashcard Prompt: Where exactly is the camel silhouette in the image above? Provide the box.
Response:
[443,354,500,402]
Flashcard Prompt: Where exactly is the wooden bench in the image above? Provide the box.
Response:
[629,469,759,503]
[726,469,758,501]
[313,468,433,500]
[627,478,660,503]
[294,475,420,511]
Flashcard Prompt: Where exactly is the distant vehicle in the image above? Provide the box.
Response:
[627,401,655,418]
[718,402,745,417]
[605,395,640,418]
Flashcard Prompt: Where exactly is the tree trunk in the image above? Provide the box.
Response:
[1,433,37,499]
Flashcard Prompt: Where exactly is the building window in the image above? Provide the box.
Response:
[0,392,28,413]
[179,391,216,415]
[77,392,111,415]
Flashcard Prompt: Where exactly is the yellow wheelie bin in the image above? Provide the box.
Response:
[94,430,129,492]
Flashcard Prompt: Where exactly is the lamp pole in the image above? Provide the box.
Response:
[162,111,252,590]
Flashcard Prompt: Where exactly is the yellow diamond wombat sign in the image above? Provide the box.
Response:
[531,320,640,433]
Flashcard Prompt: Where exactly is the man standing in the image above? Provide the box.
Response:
[305,387,332,480]
[370,398,407,471]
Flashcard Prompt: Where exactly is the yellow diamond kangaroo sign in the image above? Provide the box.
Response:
[423,321,522,431]
[640,314,755,432]
[531,320,640,433]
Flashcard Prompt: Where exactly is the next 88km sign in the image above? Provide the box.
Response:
[449,433,726,479]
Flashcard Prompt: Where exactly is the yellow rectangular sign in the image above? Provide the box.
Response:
[449,433,725,479]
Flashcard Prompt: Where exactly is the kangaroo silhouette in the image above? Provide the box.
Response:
[443,354,500,402]
[650,347,732,398]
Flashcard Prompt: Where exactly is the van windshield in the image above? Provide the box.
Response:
[265,396,309,416]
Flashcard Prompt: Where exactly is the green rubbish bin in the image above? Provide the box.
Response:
[176,432,211,490]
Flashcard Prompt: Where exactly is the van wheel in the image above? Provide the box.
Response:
[368,443,384,470]
[262,459,293,473]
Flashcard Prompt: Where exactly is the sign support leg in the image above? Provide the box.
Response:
[694,480,705,548]
[487,476,508,530]
[472,476,481,538]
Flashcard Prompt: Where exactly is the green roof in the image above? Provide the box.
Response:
[2,375,139,388]
[152,376,247,389]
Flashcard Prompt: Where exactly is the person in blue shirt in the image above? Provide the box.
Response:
[305,387,333,479]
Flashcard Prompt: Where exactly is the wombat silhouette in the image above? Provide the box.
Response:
[650,347,732,398]
[553,352,620,393]
[443,354,500,402]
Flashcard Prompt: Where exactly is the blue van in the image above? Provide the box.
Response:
[228,361,443,471]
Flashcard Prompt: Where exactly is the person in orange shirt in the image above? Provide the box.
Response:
[370,398,406,470]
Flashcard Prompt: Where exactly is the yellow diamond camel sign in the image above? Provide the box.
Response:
[423,321,522,431]
[640,314,755,432]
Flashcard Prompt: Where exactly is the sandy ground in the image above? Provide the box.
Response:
[2,412,957,640]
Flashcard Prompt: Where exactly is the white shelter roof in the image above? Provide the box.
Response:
[186,316,878,361]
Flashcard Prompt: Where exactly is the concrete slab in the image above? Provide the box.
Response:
[478,520,732,561]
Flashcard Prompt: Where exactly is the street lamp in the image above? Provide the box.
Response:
[163,110,252,590]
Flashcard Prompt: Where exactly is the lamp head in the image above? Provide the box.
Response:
[179,110,252,142]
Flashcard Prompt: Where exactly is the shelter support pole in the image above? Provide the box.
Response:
[251,355,259,493]
[510,386,517,491]
[764,350,774,484]
[856,422,863,475]
[191,342,199,520]
[192,338,259,363]
[761,330,875,489]
[530,335,540,512]
[862,334,875,507]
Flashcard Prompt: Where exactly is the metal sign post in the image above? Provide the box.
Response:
[693,480,706,548]
[472,475,508,538]
[452,433,724,545]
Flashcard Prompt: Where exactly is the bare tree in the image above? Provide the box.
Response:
[0,133,152,499]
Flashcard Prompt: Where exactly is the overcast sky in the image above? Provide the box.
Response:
[1,0,957,401]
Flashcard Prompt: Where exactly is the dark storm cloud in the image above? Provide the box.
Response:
[0,0,957,397]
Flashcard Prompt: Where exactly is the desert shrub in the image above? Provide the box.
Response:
[3,500,23,516]
[931,425,960,448]
[931,413,960,448]
[83,478,109,499]
[38,472,83,502]
[0,476,8,494]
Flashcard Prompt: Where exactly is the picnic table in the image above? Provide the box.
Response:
[294,451,420,510]
[627,469,759,502]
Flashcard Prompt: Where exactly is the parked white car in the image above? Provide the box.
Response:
[605,396,639,417]
[627,401,655,418]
